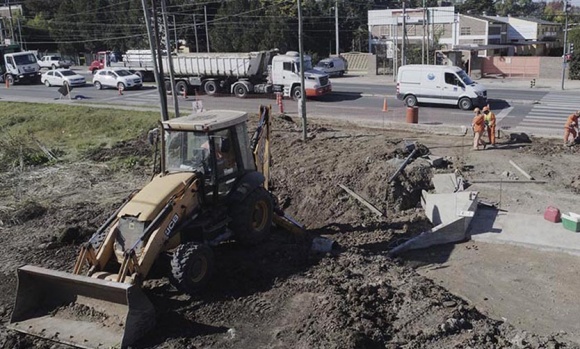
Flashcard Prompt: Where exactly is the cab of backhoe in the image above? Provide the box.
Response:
[161,110,257,201]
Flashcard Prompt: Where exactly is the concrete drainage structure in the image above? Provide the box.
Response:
[390,173,478,255]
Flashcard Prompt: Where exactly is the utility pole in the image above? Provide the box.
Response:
[140,0,169,121]
[192,14,199,52]
[172,15,178,53]
[402,0,406,66]
[204,6,210,52]
[162,0,179,118]
[561,0,569,90]
[335,0,339,56]
[422,0,426,64]
[17,16,23,48]
[298,0,307,141]
[6,0,14,43]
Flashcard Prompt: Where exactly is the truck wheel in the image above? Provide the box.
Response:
[229,187,273,245]
[175,81,188,96]
[404,95,417,107]
[170,242,214,295]
[204,80,218,95]
[291,86,302,101]
[459,97,473,110]
[233,84,249,98]
[94,81,102,90]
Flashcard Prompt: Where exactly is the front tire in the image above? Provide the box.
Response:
[94,81,102,90]
[459,97,473,110]
[291,86,302,101]
[229,187,273,245]
[170,243,214,295]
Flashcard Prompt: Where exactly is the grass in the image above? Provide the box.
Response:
[0,102,159,170]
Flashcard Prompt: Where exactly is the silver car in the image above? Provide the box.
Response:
[92,68,142,90]
[41,69,86,87]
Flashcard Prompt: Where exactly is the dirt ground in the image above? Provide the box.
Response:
[1,114,580,348]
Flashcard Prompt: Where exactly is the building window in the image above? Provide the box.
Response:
[460,27,471,35]
[473,39,485,44]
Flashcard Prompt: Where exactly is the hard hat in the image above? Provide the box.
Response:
[482,106,490,112]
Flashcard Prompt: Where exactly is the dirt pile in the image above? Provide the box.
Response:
[0,115,577,348]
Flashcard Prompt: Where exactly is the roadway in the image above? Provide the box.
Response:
[1,68,579,138]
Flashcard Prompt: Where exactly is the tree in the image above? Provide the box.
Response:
[458,0,495,15]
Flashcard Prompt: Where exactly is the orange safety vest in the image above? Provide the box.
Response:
[565,114,579,129]
[473,114,485,133]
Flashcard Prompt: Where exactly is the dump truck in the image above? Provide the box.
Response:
[89,49,332,100]
[9,106,301,348]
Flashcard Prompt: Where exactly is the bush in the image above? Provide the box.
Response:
[569,52,580,80]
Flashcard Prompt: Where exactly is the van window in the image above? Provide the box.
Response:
[444,73,464,87]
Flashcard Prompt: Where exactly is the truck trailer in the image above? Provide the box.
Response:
[89,49,332,100]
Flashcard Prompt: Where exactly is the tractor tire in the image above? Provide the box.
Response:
[170,242,214,295]
[175,81,188,96]
[229,187,273,245]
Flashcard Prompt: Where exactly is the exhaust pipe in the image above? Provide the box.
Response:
[9,265,155,349]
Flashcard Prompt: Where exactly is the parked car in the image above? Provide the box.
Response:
[38,55,73,69]
[41,69,86,87]
[92,68,142,90]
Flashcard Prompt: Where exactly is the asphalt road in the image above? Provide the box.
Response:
[0,68,574,137]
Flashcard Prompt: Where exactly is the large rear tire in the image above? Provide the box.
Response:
[170,242,214,295]
[229,187,273,245]
[175,81,188,96]
[204,80,218,95]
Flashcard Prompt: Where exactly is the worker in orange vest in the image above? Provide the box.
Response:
[472,107,486,150]
[483,105,496,147]
[564,111,580,145]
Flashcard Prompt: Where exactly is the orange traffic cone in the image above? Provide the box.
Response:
[5,79,9,89]
[118,85,123,95]
[183,88,187,99]
[382,97,388,112]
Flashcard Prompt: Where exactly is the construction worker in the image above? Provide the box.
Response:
[483,105,496,147]
[472,107,486,150]
[564,111,580,145]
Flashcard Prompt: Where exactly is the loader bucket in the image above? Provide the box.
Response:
[9,265,155,349]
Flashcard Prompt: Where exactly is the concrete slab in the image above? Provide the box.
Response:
[469,209,580,256]
[431,173,459,194]
[390,191,478,255]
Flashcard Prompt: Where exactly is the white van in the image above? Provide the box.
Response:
[396,65,487,110]
[314,56,347,77]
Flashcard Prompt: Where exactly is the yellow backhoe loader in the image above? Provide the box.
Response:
[9,106,298,348]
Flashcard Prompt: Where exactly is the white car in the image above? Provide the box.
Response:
[41,69,86,87]
[92,68,142,90]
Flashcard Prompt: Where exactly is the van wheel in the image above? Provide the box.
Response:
[404,95,417,107]
[459,97,473,110]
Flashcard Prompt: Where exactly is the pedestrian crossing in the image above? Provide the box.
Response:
[517,92,579,135]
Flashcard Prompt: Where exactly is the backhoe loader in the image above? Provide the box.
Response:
[9,106,294,348]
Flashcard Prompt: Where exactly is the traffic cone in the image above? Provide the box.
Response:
[5,79,9,89]
[118,85,123,95]
[183,88,187,99]
[382,97,388,112]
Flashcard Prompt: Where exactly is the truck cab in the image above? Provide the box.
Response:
[3,51,41,84]
[270,52,332,100]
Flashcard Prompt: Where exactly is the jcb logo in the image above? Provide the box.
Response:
[165,214,180,237]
